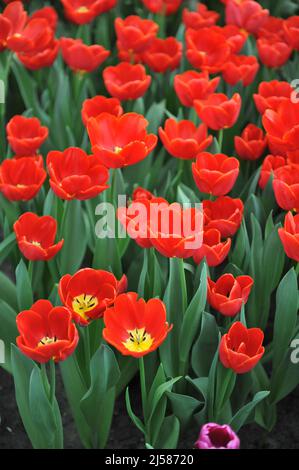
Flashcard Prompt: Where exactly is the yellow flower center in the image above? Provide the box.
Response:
[123,328,154,353]
[31,240,41,246]
[114,146,122,154]
[77,6,89,13]
[38,336,57,347]
[72,294,98,321]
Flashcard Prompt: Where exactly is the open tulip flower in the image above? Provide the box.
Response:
[183,4,219,30]
[279,212,299,262]
[284,16,299,50]
[220,322,265,374]
[235,124,267,161]
[81,95,123,126]
[142,0,182,16]
[254,80,293,115]
[225,0,269,35]
[222,54,259,87]
[115,15,158,53]
[208,274,254,317]
[273,165,299,211]
[103,292,172,357]
[6,115,48,156]
[174,70,220,107]
[60,0,117,24]
[203,196,244,238]
[59,268,127,325]
[263,100,299,156]
[103,62,151,101]
[87,112,157,168]
[13,212,64,261]
[194,93,242,131]
[142,37,182,73]
[16,299,79,363]
[195,423,240,449]
[60,37,110,73]
[193,228,231,267]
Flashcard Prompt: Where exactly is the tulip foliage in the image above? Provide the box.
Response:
[0,0,299,451]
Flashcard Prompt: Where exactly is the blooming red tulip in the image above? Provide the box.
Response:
[16,300,79,363]
[159,119,212,160]
[142,0,182,15]
[258,155,286,190]
[273,165,299,212]
[283,16,299,50]
[194,93,242,131]
[60,37,109,73]
[81,95,123,126]
[219,321,264,374]
[225,0,269,35]
[0,156,46,201]
[222,54,259,87]
[207,274,253,317]
[61,0,116,25]
[186,28,231,73]
[142,37,182,73]
[47,147,109,200]
[257,36,292,68]
[7,18,54,54]
[262,101,299,156]
[59,268,127,326]
[254,80,293,115]
[30,6,58,31]
[13,212,64,261]
[17,40,59,70]
[278,211,299,262]
[6,115,48,156]
[87,112,157,168]
[192,153,239,197]
[214,24,248,54]
[103,292,172,357]
[115,15,158,53]
[103,62,151,101]
[193,229,231,267]
[203,196,244,238]
[234,124,267,161]
[183,4,219,30]
[174,70,220,107]
[0,1,27,51]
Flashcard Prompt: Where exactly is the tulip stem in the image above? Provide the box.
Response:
[49,360,56,405]
[139,357,148,438]
[218,129,224,152]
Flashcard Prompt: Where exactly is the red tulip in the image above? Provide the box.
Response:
[257,36,292,68]
[222,54,259,87]
[87,112,157,168]
[142,37,182,73]
[132,186,154,201]
[7,18,54,54]
[103,62,151,101]
[258,155,286,190]
[30,6,58,31]
[174,70,220,107]
[16,300,79,363]
[60,37,110,73]
[278,211,299,262]
[13,212,64,261]
[234,124,267,161]
[183,4,219,30]
[59,268,127,326]
[213,24,248,54]
[0,156,46,201]
[219,322,264,374]
[257,16,286,41]
[142,0,182,15]
[287,151,299,167]
[192,152,239,196]
[103,292,172,357]
[203,196,244,238]
[208,274,254,317]
[159,119,212,160]
[193,228,231,267]
[273,165,299,212]
[61,0,116,25]
[6,115,48,156]
[186,27,231,73]
[194,93,242,131]
[0,1,27,51]
[115,15,158,53]
[225,0,269,35]
[47,147,109,200]
[283,16,299,50]
[81,95,123,126]
[17,39,59,70]
[254,80,293,115]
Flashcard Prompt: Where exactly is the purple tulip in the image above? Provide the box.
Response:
[195,423,240,449]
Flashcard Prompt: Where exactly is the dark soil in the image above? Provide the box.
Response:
[0,368,298,449]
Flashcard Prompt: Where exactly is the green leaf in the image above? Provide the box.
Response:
[191,312,219,377]
[125,387,146,435]
[15,259,33,311]
[230,391,270,432]
[167,391,200,430]
[0,232,16,265]
[154,415,180,449]
[146,100,165,133]
[0,271,18,310]
[0,300,17,372]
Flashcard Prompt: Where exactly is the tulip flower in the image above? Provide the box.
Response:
[234,124,267,161]
[258,155,286,190]
[225,0,269,35]
[214,24,248,54]
[203,196,244,238]
[254,80,293,115]
[6,115,48,156]
[0,156,47,201]
[257,36,292,68]
[222,55,259,87]
[60,37,110,73]
[17,40,59,70]
[278,211,299,262]
[87,112,157,168]
[60,0,117,25]
[273,165,299,212]
[193,229,231,267]
[174,70,220,107]
[103,62,151,101]
[142,0,182,15]
[103,292,172,357]
[81,95,123,126]
[183,4,219,30]
[194,93,242,131]
[16,300,79,363]
[59,268,127,326]
[30,6,58,31]
[0,1,27,51]
[284,16,299,50]
[207,274,254,317]
[192,153,239,197]
[115,15,158,53]
[219,322,265,374]
[46,147,109,200]
[195,423,240,449]
[159,119,212,160]
[13,212,64,261]
[186,28,231,73]
[7,18,54,53]
[132,186,155,201]
[142,37,182,73]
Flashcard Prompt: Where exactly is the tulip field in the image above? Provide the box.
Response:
[0,0,299,452]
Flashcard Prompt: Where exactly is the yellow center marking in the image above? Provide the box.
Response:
[123,328,154,353]
[114,146,122,154]
[77,6,89,13]
[72,294,98,321]
[38,336,57,347]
